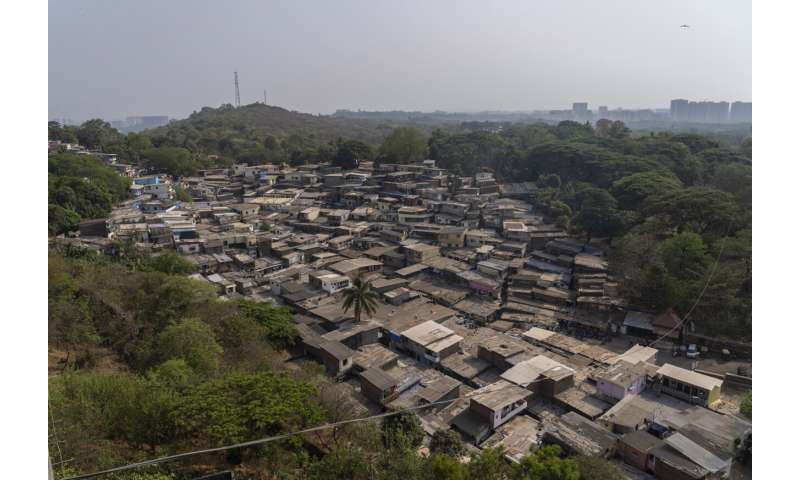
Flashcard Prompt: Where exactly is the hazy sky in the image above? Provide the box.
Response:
[49,0,751,122]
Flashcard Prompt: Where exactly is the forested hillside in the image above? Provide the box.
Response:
[48,153,131,235]
[137,103,449,170]
[48,247,620,479]
[49,112,752,338]
[426,121,752,339]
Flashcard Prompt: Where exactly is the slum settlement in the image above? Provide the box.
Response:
[69,158,752,479]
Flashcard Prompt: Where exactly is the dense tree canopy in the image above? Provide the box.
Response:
[141,146,203,177]
[48,153,131,235]
[379,126,428,164]
[332,139,374,170]
[76,118,122,150]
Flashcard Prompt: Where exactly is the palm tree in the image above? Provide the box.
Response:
[342,275,379,323]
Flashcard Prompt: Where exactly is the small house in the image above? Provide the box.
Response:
[359,367,398,405]
[655,364,723,407]
[318,340,355,378]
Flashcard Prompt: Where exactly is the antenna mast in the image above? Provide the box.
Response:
[263,89,267,105]
[234,71,241,107]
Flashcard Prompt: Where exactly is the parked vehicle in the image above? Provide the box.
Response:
[686,344,700,359]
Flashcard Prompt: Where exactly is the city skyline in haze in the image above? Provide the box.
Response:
[49,0,751,123]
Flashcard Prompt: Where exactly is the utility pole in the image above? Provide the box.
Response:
[234,71,241,108]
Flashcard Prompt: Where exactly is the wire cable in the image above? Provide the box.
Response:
[646,223,735,348]
[62,382,524,480]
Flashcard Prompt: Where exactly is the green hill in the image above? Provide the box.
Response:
[143,103,426,151]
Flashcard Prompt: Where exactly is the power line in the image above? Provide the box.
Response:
[49,398,67,478]
[646,224,734,348]
[62,383,524,480]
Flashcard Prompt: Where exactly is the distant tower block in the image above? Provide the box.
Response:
[234,71,241,107]
[264,89,267,105]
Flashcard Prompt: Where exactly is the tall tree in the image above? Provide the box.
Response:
[332,139,374,170]
[342,275,379,323]
[76,119,121,150]
[595,119,630,140]
[513,445,580,480]
[611,171,683,211]
[661,232,710,280]
[156,318,224,376]
[378,126,428,164]
[645,186,738,235]
[574,188,625,241]
[429,429,466,457]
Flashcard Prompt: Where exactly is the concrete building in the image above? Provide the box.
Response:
[399,320,463,364]
[655,364,723,407]
[730,101,752,123]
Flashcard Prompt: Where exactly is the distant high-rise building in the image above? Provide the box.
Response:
[572,102,590,121]
[670,99,690,122]
[597,106,609,119]
[671,99,730,123]
[730,102,752,123]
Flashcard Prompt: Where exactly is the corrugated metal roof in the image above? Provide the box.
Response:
[657,364,723,391]
[664,433,729,473]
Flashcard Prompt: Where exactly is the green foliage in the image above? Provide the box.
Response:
[429,129,520,177]
[50,372,179,452]
[740,390,752,418]
[553,120,594,140]
[468,447,511,480]
[307,444,373,480]
[573,455,624,480]
[142,146,201,177]
[48,254,98,354]
[709,163,751,206]
[430,429,466,457]
[672,133,721,154]
[174,184,194,203]
[156,318,224,376]
[76,118,122,150]
[235,300,298,349]
[141,251,197,275]
[143,104,410,161]
[342,275,380,323]
[333,139,374,170]
[110,132,154,163]
[422,453,468,480]
[48,252,220,370]
[611,171,683,211]
[48,204,81,235]
[379,126,428,164]
[661,232,710,280]
[173,370,324,444]
[49,121,79,143]
[48,153,131,234]
[147,359,198,388]
[595,119,630,140]
[574,188,625,240]
[49,153,132,201]
[513,445,580,480]
[645,186,738,235]
[740,137,752,159]
[522,141,662,189]
[382,411,425,449]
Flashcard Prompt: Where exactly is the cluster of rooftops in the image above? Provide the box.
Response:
[63,158,751,479]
